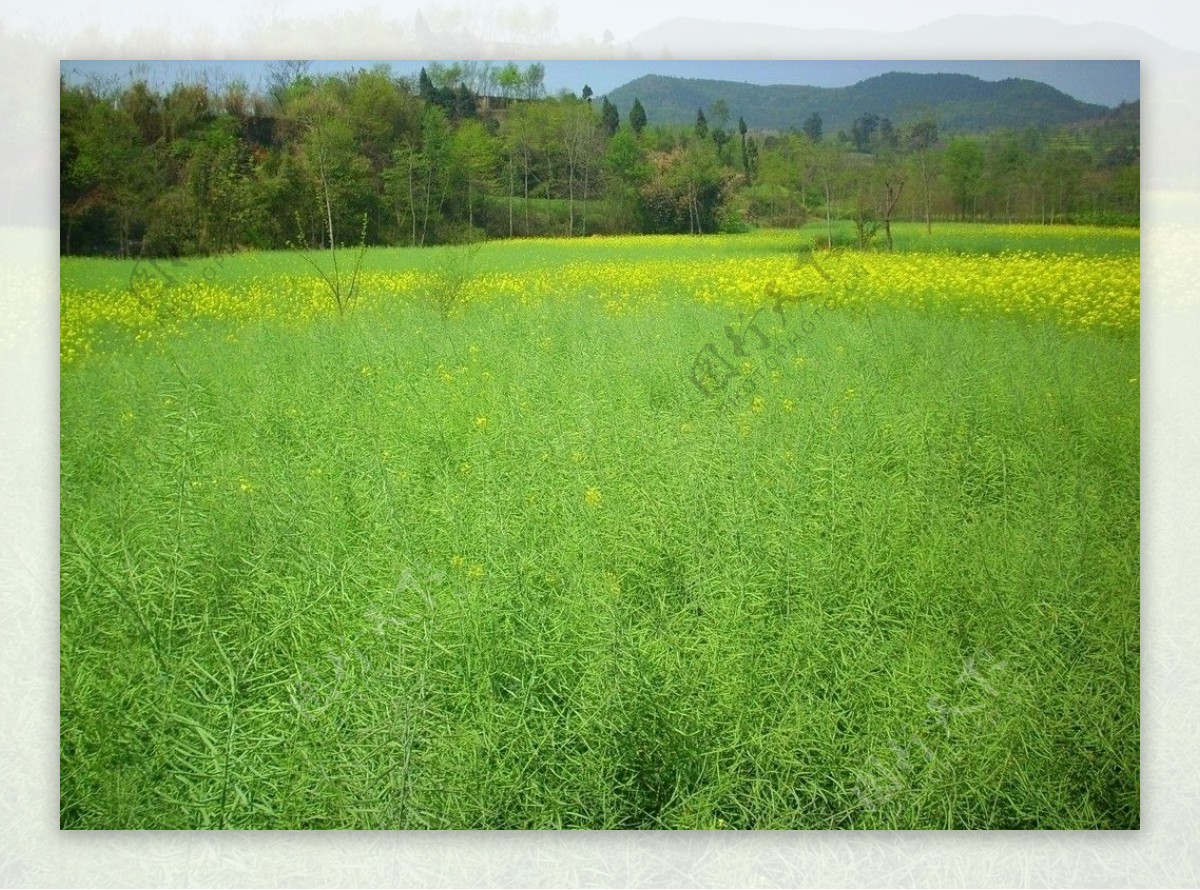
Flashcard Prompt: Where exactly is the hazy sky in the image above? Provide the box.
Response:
[61,59,1140,107]
[20,0,1200,51]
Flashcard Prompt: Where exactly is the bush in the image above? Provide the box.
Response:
[1067,211,1140,228]
[741,184,808,229]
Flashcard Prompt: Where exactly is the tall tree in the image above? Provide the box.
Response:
[709,99,730,131]
[292,85,372,312]
[523,63,546,100]
[384,105,454,246]
[599,97,619,137]
[802,112,823,143]
[743,135,759,185]
[815,140,849,249]
[530,98,564,232]
[906,118,938,233]
[561,97,597,235]
[418,67,436,104]
[944,137,985,220]
[603,127,651,230]
[453,118,498,232]
[851,113,879,153]
[738,116,750,179]
[694,107,709,140]
[496,62,522,104]
[981,130,1025,222]
[415,106,454,245]
[638,142,729,235]
[60,79,149,256]
[629,98,647,137]
[1039,139,1090,224]
[500,101,535,235]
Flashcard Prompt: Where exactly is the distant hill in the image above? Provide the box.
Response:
[604,71,1111,136]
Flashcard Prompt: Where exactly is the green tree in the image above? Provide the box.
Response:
[453,83,477,121]
[751,132,814,226]
[290,84,374,311]
[639,141,729,235]
[695,107,709,140]
[560,97,598,235]
[496,62,522,104]
[814,140,850,249]
[343,65,421,239]
[802,112,823,143]
[710,127,731,164]
[426,62,464,92]
[267,60,312,111]
[385,142,421,244]
[743,135,758,185]
[175,116,257,254]
[629,98,647,137]
[709,99,730,132]
[944,137,985,219]
[500,101,536,235]
[416,106,455,243]
[119,80,162,146]
[599,97,619,137]
[878,117,899,152]
[418,67,435,103]
[530,98,565,232]
[290,82,376,249]
[523,63,546,100]
[981,130,1025,222]
[61,79,147,255]
[1040,139,1090,223]
[385,105,454,246]
[603,127,651,230]
[851,113,879,153]
[453,118,499,232]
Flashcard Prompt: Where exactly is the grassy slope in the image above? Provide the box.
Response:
[60,225,1139,828]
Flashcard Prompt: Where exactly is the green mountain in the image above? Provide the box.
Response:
[604,71,1111,135]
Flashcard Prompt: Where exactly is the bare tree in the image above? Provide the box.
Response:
[907,119,939,234]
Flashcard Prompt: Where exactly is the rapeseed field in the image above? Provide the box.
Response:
[60,222,1139,829]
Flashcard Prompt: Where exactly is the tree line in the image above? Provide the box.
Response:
[60,61,1139,257]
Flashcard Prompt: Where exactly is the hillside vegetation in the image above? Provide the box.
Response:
[605,72,1111,134]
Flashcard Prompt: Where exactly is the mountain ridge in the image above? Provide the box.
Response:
[604,70,1114,136]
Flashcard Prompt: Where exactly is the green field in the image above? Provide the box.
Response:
[60,222,1139,829]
